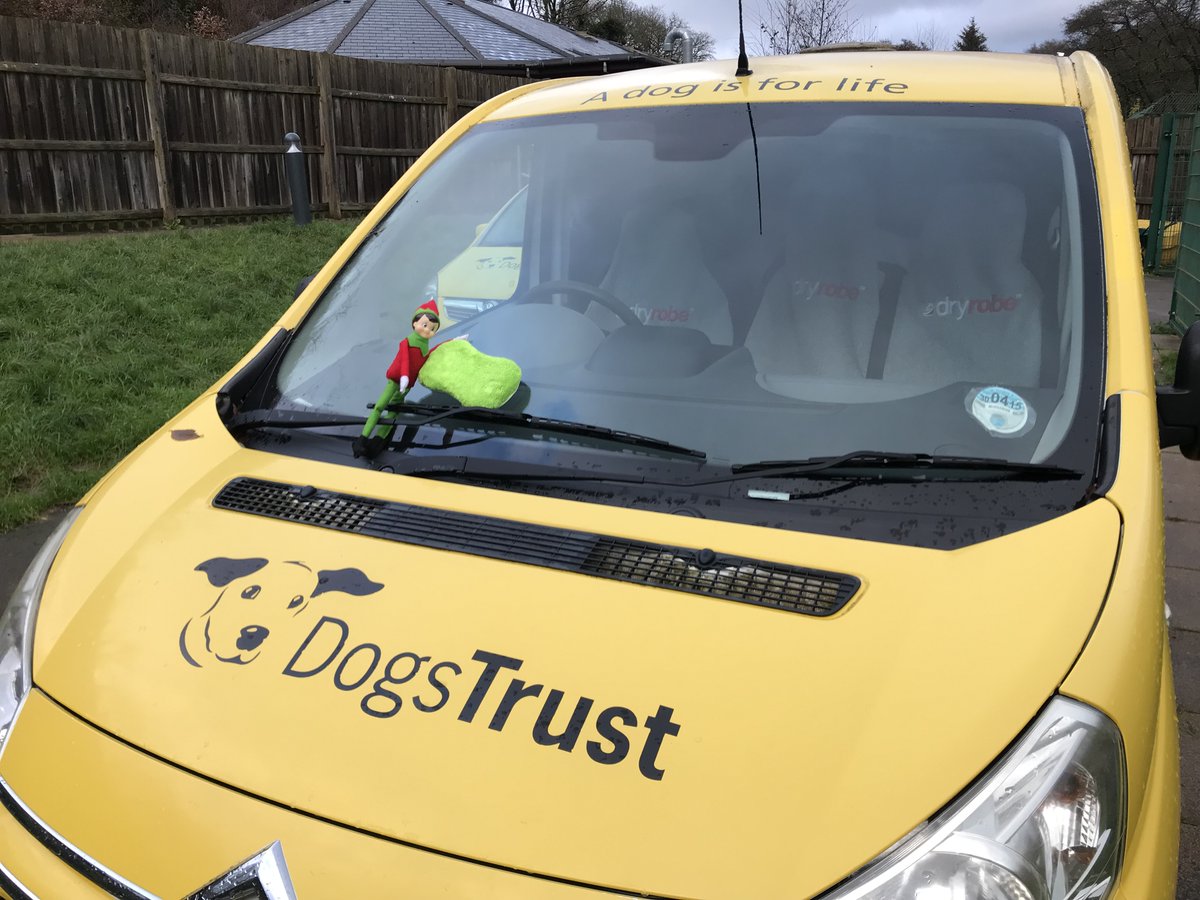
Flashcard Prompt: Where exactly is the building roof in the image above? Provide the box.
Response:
[1130,93,1200,118]
[234,0,663,75]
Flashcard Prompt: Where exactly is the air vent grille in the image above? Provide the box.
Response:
[214,477,383,532]
[581,540,851,614]
[213,478,858,617]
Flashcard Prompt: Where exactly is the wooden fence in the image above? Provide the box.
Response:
[1127,113,1194,220]
[0,15,528,233]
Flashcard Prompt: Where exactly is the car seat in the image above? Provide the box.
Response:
[588,201,733,346]
[747,173,905,381]
[884,183,1043,388]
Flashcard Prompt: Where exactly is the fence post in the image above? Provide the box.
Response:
[317,54,341,220]
[139,29,175,225]
[284,132,312,226]
[445,65,458,129]
[1147,113,1178,273]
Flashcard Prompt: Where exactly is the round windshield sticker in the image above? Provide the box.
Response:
[968,386,1034,437]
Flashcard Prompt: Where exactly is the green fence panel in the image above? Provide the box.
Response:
[1172,117,1200,333]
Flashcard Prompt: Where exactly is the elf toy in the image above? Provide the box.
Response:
[353,299,522,459]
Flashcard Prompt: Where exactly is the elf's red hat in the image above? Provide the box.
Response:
[412,298,440,321]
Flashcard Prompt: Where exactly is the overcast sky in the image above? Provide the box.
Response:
[662,0,1079,57]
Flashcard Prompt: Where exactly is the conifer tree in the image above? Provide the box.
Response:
[955,17,989,51]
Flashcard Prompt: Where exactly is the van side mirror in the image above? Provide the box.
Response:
[294,275,315,299]
[1158,322,1200,459]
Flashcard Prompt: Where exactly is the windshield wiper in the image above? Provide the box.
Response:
[226,406,705,460]
[724,451,1082,482]
[386,405,705,459]
[226,410,371,433]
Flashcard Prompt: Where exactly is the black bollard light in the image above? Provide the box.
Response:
[283,132,312,226]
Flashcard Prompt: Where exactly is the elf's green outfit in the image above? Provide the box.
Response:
[356,300,441,455]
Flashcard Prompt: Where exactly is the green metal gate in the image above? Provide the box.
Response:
[1132,96,1199,275]
[1143,112,1193,273]
[1172,116,1200,333]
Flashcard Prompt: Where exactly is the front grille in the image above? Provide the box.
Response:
[213,478,859,617]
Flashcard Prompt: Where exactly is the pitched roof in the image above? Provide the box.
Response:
[235,0,659,72]
[1130,93,1200,118]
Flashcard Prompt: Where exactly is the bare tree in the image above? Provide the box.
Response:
[912,20,949,50]
[1027,0,1200,109]
[0,0,99,20]
[482,0,713,57]
[888,22,949,51]
[482,0,597,27]
[752,0,860,54]
[578,0,714,59]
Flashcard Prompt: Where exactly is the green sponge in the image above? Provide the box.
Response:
[420,340,522,408]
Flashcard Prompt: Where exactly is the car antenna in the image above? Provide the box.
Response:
[733,0,759,230]
[746,102,763,234]
[736,0,752,76]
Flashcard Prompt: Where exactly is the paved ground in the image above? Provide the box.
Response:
[1149,273,1200,896]
[0,276,1195,891]
[0,508,67,608]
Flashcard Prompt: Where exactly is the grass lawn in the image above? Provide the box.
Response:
[0,219,358,532]
[0,221,1185,533]
[1156,348,1179,385]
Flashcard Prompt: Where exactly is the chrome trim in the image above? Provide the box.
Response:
[0,775,158,900]
[186,841,298,900]
[0,858,35,900]
[0,693,30,767]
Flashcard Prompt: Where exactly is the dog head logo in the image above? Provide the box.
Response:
[180,557,383,667]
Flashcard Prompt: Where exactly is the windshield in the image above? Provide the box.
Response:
[272,101,1103,489]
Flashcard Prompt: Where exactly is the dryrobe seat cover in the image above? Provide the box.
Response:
[886,182,1044,387]
[589,200,733,345]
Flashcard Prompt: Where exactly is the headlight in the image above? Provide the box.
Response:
[823,697,1125,900]
[0,507,83,745]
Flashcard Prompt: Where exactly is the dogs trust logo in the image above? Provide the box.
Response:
[179,557,384,667]
[177,557,683,780]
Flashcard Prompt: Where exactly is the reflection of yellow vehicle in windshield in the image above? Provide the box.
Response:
[435,187,525,324]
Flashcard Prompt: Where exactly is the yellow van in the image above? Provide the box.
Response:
[432,186,526,325]
[3,49,1198,898]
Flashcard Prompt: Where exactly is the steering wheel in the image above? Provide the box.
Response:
[513,279,642,327]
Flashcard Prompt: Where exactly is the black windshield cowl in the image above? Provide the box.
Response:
[383,450,1079,491]
[379,455,652,485]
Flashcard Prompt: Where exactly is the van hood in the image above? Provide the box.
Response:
[32,408,1121,899]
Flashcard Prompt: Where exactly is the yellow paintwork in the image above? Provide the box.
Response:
[17,394,1122,897]
[1058,51,1179,898]
[1070,53,1158,399]
[0,50,1180,897]
[0,691,610,898]
[487,52,1074,121]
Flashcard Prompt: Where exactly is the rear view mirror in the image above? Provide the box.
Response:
[1158,322,1200,459]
